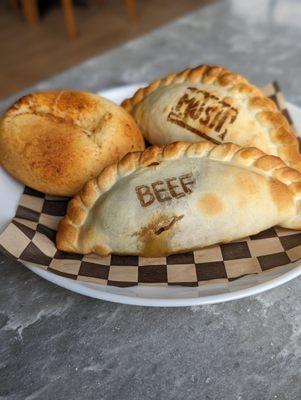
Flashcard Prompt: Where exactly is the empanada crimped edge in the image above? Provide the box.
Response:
[56,141,301,255]
[121,64,301,172]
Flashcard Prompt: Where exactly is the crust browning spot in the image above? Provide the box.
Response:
[202,66,223,84]
[257,111,288,129]
[188,65,208,82]
[118,151,141,176]
[198,193,223,216]
[254,155,284,171]
[209,143,240,161]
[140,146,162,167]
[93,244,111,256]
[163,142,189,159]
[249,96,276,111]
[289,182,301,196]
[55,91,93,116]
[135,214,183,256]
[97,164,118,192]
[186,141,214,157]
[218,72,241,87]
[271,127,297,148]
[278,145,301,167]
[233,147,264,166]
[274,167,301,184]
[80,178,99,208]
[231,82,255,95]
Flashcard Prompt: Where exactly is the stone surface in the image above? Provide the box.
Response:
[1,1,301,399]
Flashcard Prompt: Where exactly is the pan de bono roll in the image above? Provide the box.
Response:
[0,90,145,196]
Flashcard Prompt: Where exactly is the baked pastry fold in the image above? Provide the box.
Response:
[122,65,301,172]
[57,142,301,257]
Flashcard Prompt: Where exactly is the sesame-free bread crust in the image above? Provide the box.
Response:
[0,90,145,196]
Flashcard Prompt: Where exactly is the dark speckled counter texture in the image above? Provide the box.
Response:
[1,1,301,399]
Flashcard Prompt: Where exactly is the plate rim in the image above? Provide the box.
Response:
[26,260,301,307]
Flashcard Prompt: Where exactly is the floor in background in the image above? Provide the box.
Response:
[0,0,214,100]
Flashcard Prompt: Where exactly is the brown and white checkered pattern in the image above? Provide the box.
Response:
[1,82,301,287]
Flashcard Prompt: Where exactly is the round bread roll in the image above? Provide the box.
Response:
[0,90,145,196]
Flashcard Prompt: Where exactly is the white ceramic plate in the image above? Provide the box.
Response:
[1,84,301,307]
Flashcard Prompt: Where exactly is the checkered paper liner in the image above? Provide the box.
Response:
[1,82,301,289]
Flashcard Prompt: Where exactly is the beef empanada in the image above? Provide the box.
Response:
[122,65,301,172]
[56,142,301,257]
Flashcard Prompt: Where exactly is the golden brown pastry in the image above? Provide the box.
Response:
[0,90,145,196]
[122,65,301,171]
[56,141,301,257]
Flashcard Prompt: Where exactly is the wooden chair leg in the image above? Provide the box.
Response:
[125,0,138,22]
[21,0,39,26]
[61,0,78,39]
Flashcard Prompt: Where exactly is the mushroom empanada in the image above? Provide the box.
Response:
[122,65,301,172]
[56,142,301,257]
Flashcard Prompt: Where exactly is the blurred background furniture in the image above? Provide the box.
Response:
[1,0,207,99]
[14,0,138,38]
[21,0,40,25]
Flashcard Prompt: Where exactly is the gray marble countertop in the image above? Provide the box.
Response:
[1,1,301,399]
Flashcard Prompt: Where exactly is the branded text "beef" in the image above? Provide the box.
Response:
[135,173,195,208]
